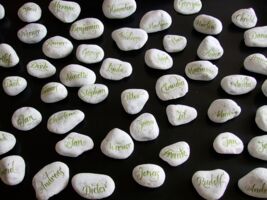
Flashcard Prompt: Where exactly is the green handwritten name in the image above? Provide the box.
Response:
[216,110,236,119]
[178,0,201,10]
[187,65,215,75]
[137,119,154,130]
[19,30,40,38]
[108,3,134,14]
[196,173,225,188]
[235,13,255,25]
[249,32,267,40]
[125,92,140,101]
[203,48,222,58]
[109,143,132,151]
[83,182,107,195]
[4,78,21,88]
[195,19,215,30]
[0,133,7,141]
[163,148,188,159]
[148,20,169,30]
[40,167,65,192]
[47,41,66,47]
[230,78,253,88]
[64,137,86,149]
[222,137,239,147]
[107,63,125,74]
[42,86,58,96]
[71,23,100,34]
[118,31,141,42]
[82,49,101,60]
[52,1,74,12]
[0,53,11,65]
[66,71,88,81]
[80,86,106,98]
[176,110,187,120]
[246,183,267,194]
[160,77,185,93]
[257,141,267,153]
[49,111,77,124]
[30,62,48,72]
[249,55,267,66]
[135,167,159,181]
[0,161,15,176]
[17,114,36,127]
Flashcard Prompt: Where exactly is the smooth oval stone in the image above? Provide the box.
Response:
[49,0,81,23]
[166,104,197,126]
[0,155,25,186]
[78,84,109,104]
[248,135,267,161]
[112,27,148,51]
[145,49,173,70]
[213,132,244,154]
[47,110,85,134]
[132,164,165,188]
[0,4,5,20]
[155,74,188,101]
[121,89,149,114]
[18,2,42,22]
[76,44,104,64]
[17,23,47,44]
[0,43,19,68]
[12,107,42,131]
[244,53,267,75]
[140,10,172,33]
[208,99,241,123]
[42,36,73,59]
[231,8,257,29]
[193,14,223,35]
[159,141,190,167]
[262,80,267,97]
[32,161,69,200]
[27,59,56,78]
[163,35,187,53]
[70,18,104,40]
[60,64,96,87]
[102,0,137,19]
[72,173,115,199]
[238,168,267,198]
[185,60,218,81]
[100,58,132,80]
[192,169,230,200]
[174,0,202,15]
[221,74,257,95]
[255,106,267,132]
[100,128,134,159]
[41,82,68,103]
[0,131,16,155]
[197,36,224,60]
[55,132,94,157]
[2,76,27,96]
[130,113,159,142]
[244,26,267,47]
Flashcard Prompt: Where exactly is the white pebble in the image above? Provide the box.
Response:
[192,169,230,200]
[231,8,257,29]
[70,18,104,40]
[12,107,42,131]
[155,74,188,101]
[185,60,218,81]
[130,113,159,142]
[174,0,202,15]
[213,132,244,154]
[238,168,267,198]
[47,110,85,134]
[121,89,149,114]
[32,161,69,200]
[163,35,187,53]
[72,173,115,199]
[76,44,104,64]
[100,128,134,159]
[78,84,108,104]
[159,141,190,166]
[55,132,94,157]
[0,155,25,186]
[0,131,16,155]
[132,164,165,188]
[248,135,267,161]
[197,36,224,60]
[17,23,47,44]
[100,58,132,81]
[41,82,68,103]
[102,0,137,19]
[244,26,267,47]
[49,0,81,23]
[262,80,267,97]
[112,27,148,51]
[145,49,173,70]
[42,36,73,59]
[207,99,241,123]
[0,43,19,68]
[194,14,223,35]
[244,53,267,75]
[2,76,27,96]
[140,10,172,33]
[166,104,197,126]
[27,59,56,79]
[0,4,5,20]
[17,2,41,22]
[255,106,267,132]
[221,74,257,95]
[60,64,96,87]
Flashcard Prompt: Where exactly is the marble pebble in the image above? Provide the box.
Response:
[261,80,267,97]
[41,82,68,103]
[78,84,109,104]
[244,26,267,47]
[145,49,173,70]
[76,44,104,64]
[244,53,267,75]
[0,4,5,20]
[17,23,47,44]
[248,135,267,161]
[0,43,19,68]
[193,14,223,35]
[27,59,56,79]
[255,105,267,132]
[231,8,257,29]
[0,131,16,155]
[2,76,27,96]
[197,36,224,60]
[163,35,187,53]
[174,0,202,15]
[18,2,41,22]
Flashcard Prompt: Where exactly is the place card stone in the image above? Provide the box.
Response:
[17,23,47,44]
[244,26,267,47]
[163,34,187,53]
[41,82,68,103]
[197,36,224,60]
[174,0,202,15]
[248,135,267,161]
[78,84,109,104]
[255,106,267,132]
[244,53,267,75]
[0,43,19,68]
[18,2,42,22]
[193,14,223,35]
[231,8,257,29]
[76,44,104,64]
[2,76,27,96]
[27,59,56,79]
[0,131,16,155]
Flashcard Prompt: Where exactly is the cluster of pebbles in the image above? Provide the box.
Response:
[0,0,267,199]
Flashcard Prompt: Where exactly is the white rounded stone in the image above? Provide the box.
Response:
[244,26,267,47]
[193,14,223,35]
[262,80,267,97]
[174,0,202,15]
[60,64,96,87]
[197,36,224,60]
[145,49,173,70]
[163,35,187,53]
[0,43,19,68]
[17,23,47,44]
[41,82,68,103]
[2,76,27,96]
[207,99,241,123]
[0,4,5,20]
[140,10,172,33]
[244,53,267,75]
[132,164,165,188]
[78,84,109,104]
[231,8,257,29]
[248,135,267,161]
[12,107,42,131]
[76,44,104,64]
[27,59,56,79]
[47,110,85,134]
[100,128,134,159]
[255,106,267,132]
[18,2,41,22]
[0,131,16,155]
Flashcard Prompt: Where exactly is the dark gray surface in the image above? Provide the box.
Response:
[0,0,267,199]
